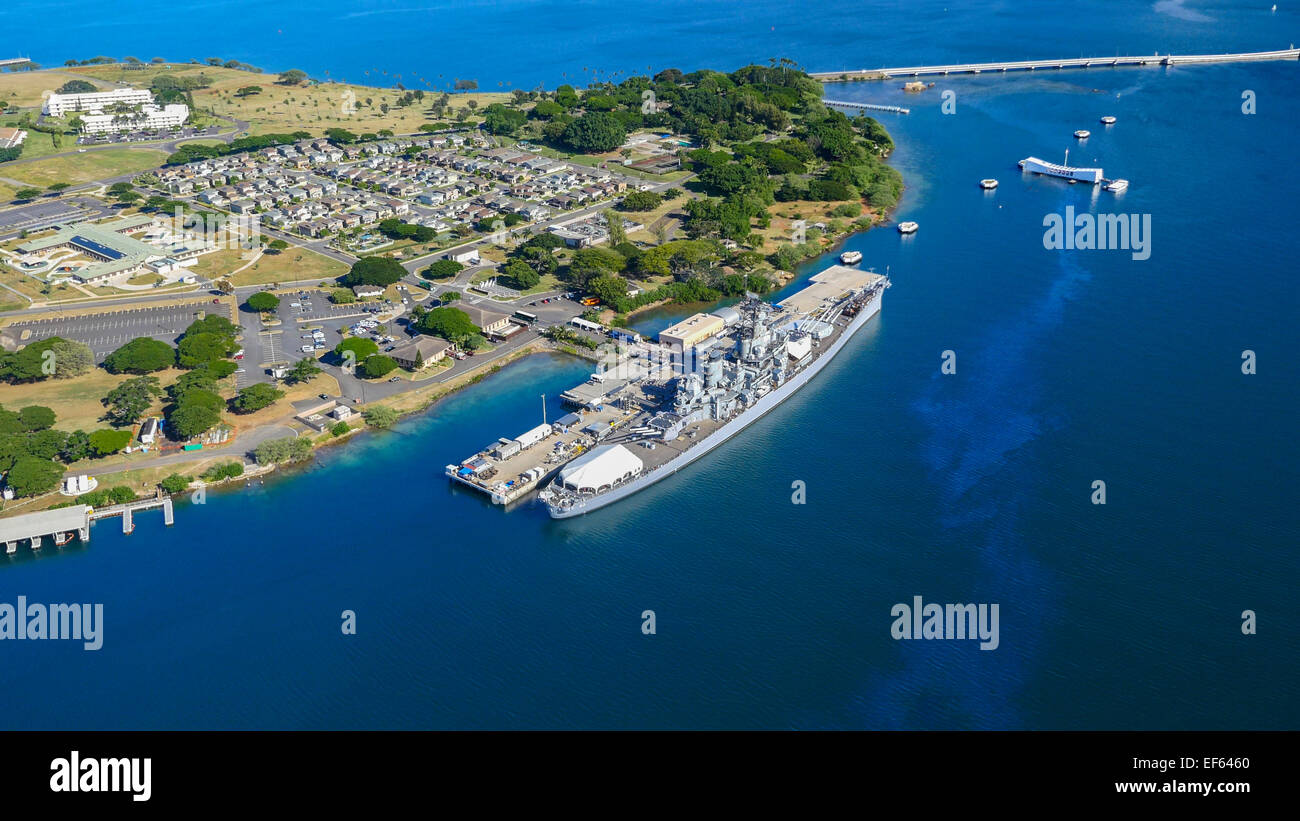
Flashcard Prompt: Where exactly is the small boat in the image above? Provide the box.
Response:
[897,221,919,234]
[1105,178,1129,193]
[1099,115,1117,125]
[1074,129,1091,139]
[979,178,999,190]
[839,250,863,265]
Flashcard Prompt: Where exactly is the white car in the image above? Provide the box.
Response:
[301,345,314,353]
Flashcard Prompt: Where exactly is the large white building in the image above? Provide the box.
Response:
[42,87,152,116]
[80,103,190,134]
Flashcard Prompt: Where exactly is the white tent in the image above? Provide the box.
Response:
[557,444,643,494]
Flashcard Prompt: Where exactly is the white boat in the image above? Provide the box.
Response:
[1099,115,1117,125]
[897,221,919,234]
[1074,129,1091,139]
[1105,178,1129,193]
[979,178,999,189]
[839,250,863,264]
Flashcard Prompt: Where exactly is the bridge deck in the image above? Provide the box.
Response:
[811,48,1300,80]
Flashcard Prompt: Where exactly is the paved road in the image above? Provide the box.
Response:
[80,423,298,478]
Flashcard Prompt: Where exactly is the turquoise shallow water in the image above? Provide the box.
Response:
[2,1,1298,728]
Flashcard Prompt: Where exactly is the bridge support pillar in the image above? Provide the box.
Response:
[29,534,43,550]
[122,508,133,535]
[5,541,15,555]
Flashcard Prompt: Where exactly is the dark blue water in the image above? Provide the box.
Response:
[3,1,1298,728]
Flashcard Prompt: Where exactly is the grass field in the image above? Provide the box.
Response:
[0,366,188,433]
[0,70,111,109]
[5,147,170,187]
[66,64,510,137]
[190,247,349,286]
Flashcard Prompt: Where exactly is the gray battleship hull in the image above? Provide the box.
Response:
[545,288,883,519]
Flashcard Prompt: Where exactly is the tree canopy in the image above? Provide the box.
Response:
[103,337,175,374]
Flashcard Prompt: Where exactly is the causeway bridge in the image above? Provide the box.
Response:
[811,47,1300,81]
[0,58,33,68]
[823,100,911,115]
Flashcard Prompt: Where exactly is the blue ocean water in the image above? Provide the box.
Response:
[2,1,1298,729]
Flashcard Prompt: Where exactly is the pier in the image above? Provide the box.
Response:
[811,47,1300,81]
[1,496,174,553]
[823,100,911,115]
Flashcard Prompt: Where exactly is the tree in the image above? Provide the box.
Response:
[159,474,191,494]
[167,388,224,439]
[47,182,71,194]
[246,291,280,312]
[284,358,321,385]
[362,405,399,429]
[62,430,91,463]
[87,428,132,456]
[324,127,357,144]
[177,333,237,368]
[103,376,161,426]
[231,383,284,413]
[5,457,63,497]
[15,188,42,202]
[562,112,627,153]
[265,239,289,254]
[567,246,626,289]
[0,337,93,382]
[481,103,527,135]
[57,80,97,94]
[423,259,463,280]
[588,274,630,306]
[253,436,313,465]
[104,337,175,374]
[361,355,398,378]
[330,421,351,436]
[18,405,56,431]
[334,336,380,367]
[341,257,405,287]
[621,190,662,212]
[604,210,627,247]
[415,307,477,344]
[277,69,308,85]
[234,85,263,97]
[502,258,540,290]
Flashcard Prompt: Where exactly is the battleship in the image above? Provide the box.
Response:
[537,265,890,518]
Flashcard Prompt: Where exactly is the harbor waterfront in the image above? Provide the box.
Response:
[2,1,1298,730]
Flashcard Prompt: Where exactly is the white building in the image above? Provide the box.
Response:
[43,87,152,116]
[80,103,190,134]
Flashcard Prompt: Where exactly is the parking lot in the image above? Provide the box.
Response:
[76,125,221,146]
[8,301,217,362]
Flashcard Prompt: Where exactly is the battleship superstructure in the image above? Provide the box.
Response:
[538,265,889,518]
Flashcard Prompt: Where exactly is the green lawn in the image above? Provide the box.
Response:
[7,147,170,187]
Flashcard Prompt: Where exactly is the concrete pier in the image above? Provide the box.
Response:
[0,497,176,554]
[0,506,91,555]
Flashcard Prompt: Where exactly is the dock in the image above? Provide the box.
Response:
[823,100,911,115]
[1,496,174,554]
[812,47,1300,81]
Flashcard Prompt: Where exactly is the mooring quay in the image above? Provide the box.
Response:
[1,497,174,554]
[811,47,1300,80]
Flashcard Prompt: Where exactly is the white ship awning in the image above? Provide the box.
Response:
[558,444,643,493]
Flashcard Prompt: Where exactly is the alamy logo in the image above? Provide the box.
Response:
[1043,205,1151,260]
[891,596,1000,650]
[50,752,151,802]
[0,596,102,650]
